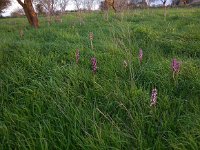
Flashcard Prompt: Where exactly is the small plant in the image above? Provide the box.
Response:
[171,58,181,79]
[76,49,80,64]
[139,48,143,64]
[91,57,97,74]
[89,32,94,50]
[150,88,157,106]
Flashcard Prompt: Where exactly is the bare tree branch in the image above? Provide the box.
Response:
[16,0,24,6]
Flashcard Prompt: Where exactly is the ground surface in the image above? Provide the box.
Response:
[0,8,200,149]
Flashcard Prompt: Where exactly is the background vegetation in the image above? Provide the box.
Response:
[0,8,200,149]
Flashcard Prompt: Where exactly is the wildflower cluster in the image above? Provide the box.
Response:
[74,41,182,107]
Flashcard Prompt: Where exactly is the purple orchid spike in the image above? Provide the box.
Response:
[91,57,97,73]
[139,48,143,64]
[172,59,180,73]
[171,58,181,79]
[150,88,157,106]
[76,49,80,64]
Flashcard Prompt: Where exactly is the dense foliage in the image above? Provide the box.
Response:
[0,8,200,149]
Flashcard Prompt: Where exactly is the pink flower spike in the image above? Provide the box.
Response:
[76,49,80,64]
[150,88,157,106]
[171,58,180,73]
[91,57,97,74]
[139,48,143,64]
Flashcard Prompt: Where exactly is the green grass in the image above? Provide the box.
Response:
[0,8,200,149]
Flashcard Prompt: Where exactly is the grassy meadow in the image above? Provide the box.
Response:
[0,8,200,149]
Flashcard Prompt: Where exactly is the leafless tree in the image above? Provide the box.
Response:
[16,0,39,28]
[160,0,167,5]
[58,0,70,14]
[104,0,116,12]
[0,0,11,14]
[149,0,167,19]
[36,3,45,15]
[11,8,24,17]
[34,0,59,24]
[72,0,86,25]
[35,0,58,15]
[115,0,129,11]
[159,0,168,20]
[73,0,83,11]
[83,0,95,11]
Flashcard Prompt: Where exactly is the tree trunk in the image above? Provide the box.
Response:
[16,0,39,28]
